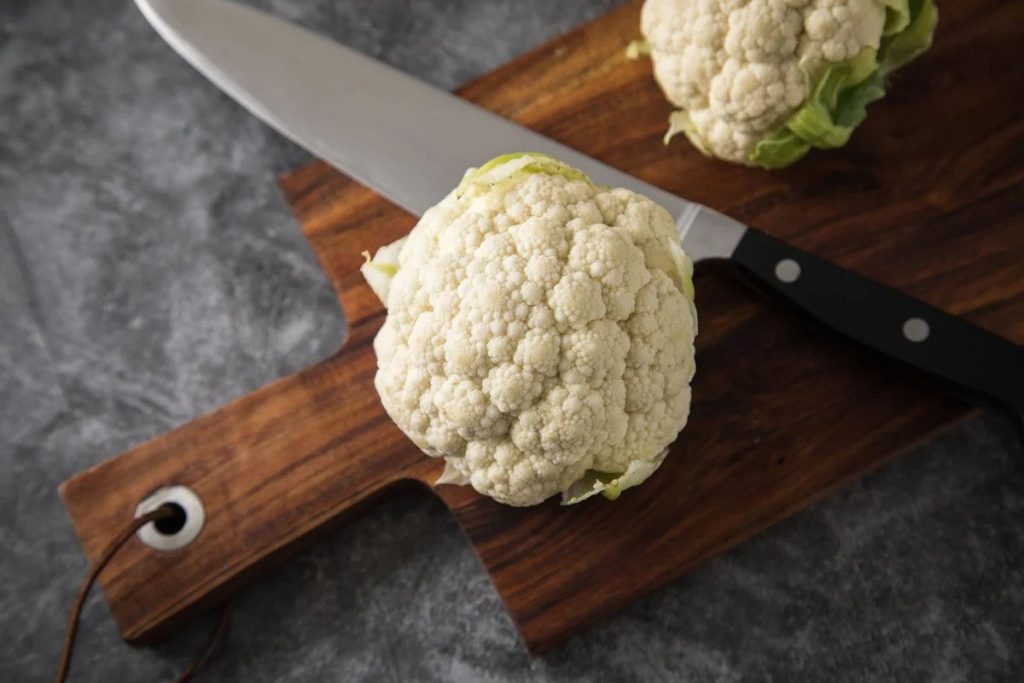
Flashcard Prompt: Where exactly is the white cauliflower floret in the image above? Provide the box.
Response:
[640,0,938,167]
[366,153,697,506]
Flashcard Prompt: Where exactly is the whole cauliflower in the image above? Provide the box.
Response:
[362,153,697,506]
[639,0,938,167]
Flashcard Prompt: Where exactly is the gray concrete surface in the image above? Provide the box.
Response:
[1,1,1022,681]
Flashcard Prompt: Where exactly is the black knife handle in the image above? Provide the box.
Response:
[730,227,1024,418]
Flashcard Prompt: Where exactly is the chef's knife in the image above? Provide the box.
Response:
[135,0,1023,419]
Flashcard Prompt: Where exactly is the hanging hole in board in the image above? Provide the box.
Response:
[153,502,188,535]
[136,485,205,551]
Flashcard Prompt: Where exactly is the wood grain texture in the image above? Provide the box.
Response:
[62,0,1023,652]
[60,314,442,643]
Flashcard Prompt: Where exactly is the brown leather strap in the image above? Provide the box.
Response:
[170,603,230,683]
[55,505,229,682]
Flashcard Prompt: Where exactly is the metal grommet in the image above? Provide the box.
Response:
[902,317,930,343]
[136,485,205,551]
[774,258,801,283]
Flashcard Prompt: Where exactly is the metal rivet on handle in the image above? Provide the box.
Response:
[903,317,930,343]
[774,258,801,283]
[136,485,205,551]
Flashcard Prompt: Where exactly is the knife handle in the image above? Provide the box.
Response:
[730,227,1024,417]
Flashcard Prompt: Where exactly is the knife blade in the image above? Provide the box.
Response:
[135,0,1024,419]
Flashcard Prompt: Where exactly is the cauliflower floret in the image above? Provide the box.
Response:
[641,0,935,166]
[367,154,697,506]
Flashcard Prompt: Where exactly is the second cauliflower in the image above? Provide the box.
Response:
[364,153,697,506]
[640,0,938,167]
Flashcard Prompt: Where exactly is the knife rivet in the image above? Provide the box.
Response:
[774,258,801,283]
[903,317,930,343]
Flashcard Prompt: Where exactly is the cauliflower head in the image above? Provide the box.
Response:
[364,153,697,506]
[640,0,938,167]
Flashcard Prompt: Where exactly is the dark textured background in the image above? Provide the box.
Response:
[2,1,1022,681]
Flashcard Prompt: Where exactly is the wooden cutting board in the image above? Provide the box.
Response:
[61,0,1023,654]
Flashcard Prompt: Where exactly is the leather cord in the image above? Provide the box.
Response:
[55,505,230,683]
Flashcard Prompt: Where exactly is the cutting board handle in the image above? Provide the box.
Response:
[59,309,439,643]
